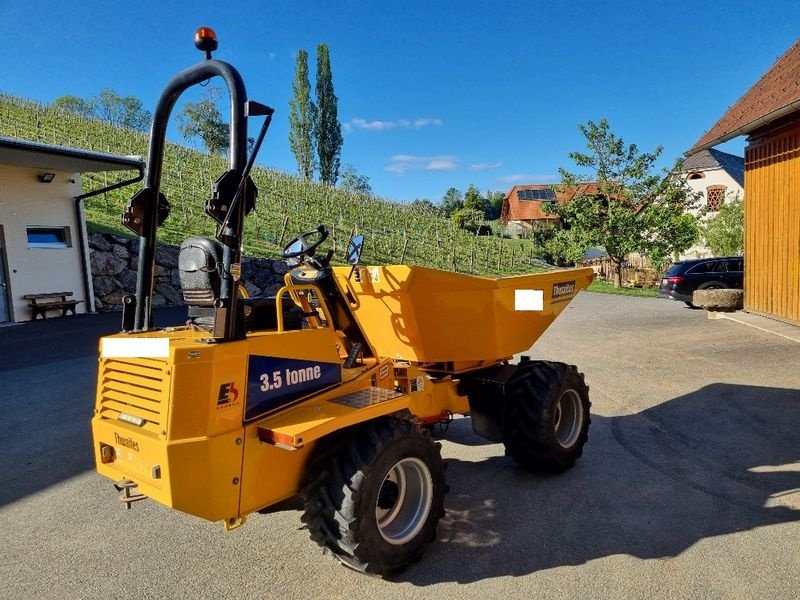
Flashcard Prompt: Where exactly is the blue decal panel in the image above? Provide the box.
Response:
[246,355,341,420]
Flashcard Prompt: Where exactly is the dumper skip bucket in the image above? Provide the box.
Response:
[334,265,593,364]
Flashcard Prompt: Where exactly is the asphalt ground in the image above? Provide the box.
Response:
[1,294,799,599]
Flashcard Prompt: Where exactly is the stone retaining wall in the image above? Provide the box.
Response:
[88,232,287,311]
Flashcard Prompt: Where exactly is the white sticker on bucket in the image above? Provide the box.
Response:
[515,289,544,311]
[102,338,170,358]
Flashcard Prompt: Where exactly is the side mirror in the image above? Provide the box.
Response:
[346,235,364,265]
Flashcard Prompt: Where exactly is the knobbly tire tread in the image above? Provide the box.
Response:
[300,418,446,575]
[502,360,591,472]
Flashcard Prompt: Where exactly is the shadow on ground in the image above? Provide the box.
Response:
[0,307,187,507]
[398,383,800,584]
[0,307,186,372]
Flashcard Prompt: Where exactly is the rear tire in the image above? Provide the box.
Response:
[503,361,590,472]
[698,282,727,290]
[301,418,446,575]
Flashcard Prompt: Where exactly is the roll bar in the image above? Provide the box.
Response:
[121,41,271,340]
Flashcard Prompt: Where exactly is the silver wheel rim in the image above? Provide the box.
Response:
[553,389,584,448]
[375,457,433,545]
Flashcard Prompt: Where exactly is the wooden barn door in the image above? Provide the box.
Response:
[744,124,800,324]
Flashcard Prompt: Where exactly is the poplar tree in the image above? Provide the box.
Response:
[315,44,343,185]
[289,50,316,181]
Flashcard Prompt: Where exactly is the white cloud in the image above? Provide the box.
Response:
[413,118,443,128]
[344,117,443,133]
[386,154,459,175]
[496,173,557,184]
[469,162,502,172]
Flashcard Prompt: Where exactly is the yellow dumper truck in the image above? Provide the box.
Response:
[92,28,593,575]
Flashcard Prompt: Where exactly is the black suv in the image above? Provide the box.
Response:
[659,256,744,305]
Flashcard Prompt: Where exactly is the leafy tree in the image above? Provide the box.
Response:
[315,44,343,185]
[52,95,96,118]
[339,164,372,195]
[177,88,229,155]
[548,119,698,286]
[409,198,438,215]
[451,208,485,233]
[701,194,744,256]
[289,49,317,181]
[531,223,582,266]
[463,183,487,216]
[641,209,699,273]
[95,88,151,131]
[439,187,463,218]
[486,190,506,220]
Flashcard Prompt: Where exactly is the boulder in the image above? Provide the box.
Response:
[692,289,744,312]
[110,234,131,245]
[118,269,138,292]
[93,276,118,297]
[101,289,129,307]
[263,282,283,296]
[91,251,127,277]
[250,264,275,290]
[111,244,130,259]
[243,281,262,298]
[151,292,167,307]
[156,245,180,268]
[155,282,183,305]
[272,260,289,275]
[88,233,112,252]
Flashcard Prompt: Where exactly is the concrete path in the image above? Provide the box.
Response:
[1,295,798,599]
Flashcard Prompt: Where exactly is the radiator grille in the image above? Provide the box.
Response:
[98,358,170,435]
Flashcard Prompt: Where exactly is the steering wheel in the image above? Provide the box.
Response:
[282,224,329,260]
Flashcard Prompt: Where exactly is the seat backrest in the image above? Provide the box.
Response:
[178,237,222,308]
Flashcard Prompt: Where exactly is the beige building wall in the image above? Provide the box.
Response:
[681,167,744,259]
[0,164,86,321]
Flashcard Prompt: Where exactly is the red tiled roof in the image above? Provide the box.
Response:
[690,40,800,154]
[502,183,599,222]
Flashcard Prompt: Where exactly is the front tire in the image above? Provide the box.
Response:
[503,361,590,472]
[301,418,446,575]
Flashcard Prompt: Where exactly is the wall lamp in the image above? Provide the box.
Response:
[38,172,56,183]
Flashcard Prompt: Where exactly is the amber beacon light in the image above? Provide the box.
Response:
[194,26,218,59]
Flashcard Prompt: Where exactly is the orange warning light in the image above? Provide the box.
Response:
[194,26,218,57]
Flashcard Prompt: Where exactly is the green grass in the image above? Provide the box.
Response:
[586,280,659,297]
[0,93,546,275]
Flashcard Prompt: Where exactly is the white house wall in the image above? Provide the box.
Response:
[0,165,86,321]
[682,167,744,259]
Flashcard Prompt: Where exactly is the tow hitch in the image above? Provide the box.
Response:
[114,479,146,509]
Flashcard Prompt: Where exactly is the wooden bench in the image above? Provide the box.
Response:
[23,292,82,320]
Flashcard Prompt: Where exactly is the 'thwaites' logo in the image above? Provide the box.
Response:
[114,432,140,452]
[552,280,576,299]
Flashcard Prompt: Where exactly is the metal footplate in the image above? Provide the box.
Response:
[114,479,146,509]
[328,386,403,409]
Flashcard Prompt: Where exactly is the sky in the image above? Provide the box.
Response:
[1,1,799,203]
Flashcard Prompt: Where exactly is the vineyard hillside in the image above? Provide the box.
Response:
[0,93,540,275]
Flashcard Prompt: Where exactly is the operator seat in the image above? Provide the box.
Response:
[178,236,222,329]
[178,236,303,332]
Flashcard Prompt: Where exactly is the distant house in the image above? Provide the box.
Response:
[688,38,800,324]
[0,136,142,322]
[679,148,744,258]
[501,183,599,237]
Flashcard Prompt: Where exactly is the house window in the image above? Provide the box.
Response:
[706,186,726,212]
[687,172,705,180]
[26,226,71,248]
